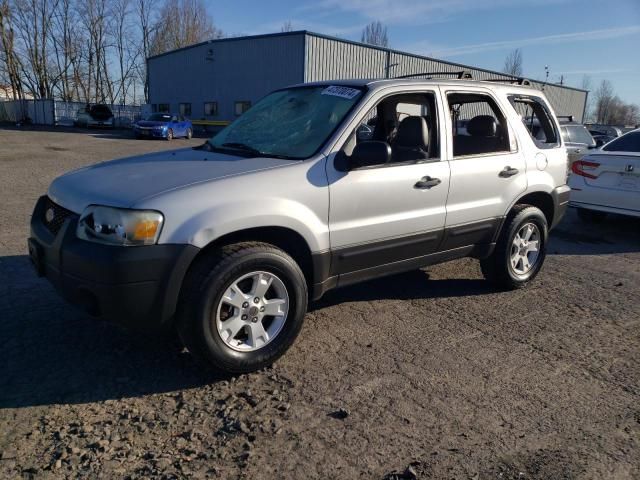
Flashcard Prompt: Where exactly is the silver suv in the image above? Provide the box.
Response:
[29,79,571,373]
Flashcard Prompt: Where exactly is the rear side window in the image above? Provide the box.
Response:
[602,131,640,152]
[447,92,511,157]
[565,125,594,146]
[90,105,112,116]
[508,95,559,148]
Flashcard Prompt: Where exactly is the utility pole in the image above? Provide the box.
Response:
[384,51,398,78]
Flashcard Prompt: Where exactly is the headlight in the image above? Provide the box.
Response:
[77,206,164,246]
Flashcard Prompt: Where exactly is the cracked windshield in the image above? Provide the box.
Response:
[209,86,363,159]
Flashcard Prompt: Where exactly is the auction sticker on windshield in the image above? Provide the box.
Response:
[321,86,361,100]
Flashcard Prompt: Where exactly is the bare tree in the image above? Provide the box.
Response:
[593,79,614,124]
[281,20,293,32]
[503,48,523,77]
[591,79,639,125]
[49,0,83,100]
[150,0,222,56]
[11,0,60,98]
[110,0,139,103]
[361,21,388,47]
[135,0,159,103]
[0,0,24,100]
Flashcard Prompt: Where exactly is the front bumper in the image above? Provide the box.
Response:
[29,196,199,331]
[134,127,167,138]
[550,184,571,229]
[87,119,114,128]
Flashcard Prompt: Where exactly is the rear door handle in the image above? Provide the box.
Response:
[414,176,441,189]
[499,166,519,178]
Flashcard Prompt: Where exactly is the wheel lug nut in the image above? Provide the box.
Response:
[260,306,265,312]
[253,297,260,304]
[241,314,248,320]
[251,317,258,323]
[242,302,249,308]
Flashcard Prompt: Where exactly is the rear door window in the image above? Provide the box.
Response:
[446,92,511,157]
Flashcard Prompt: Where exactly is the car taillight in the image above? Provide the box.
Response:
[571,160,600,179]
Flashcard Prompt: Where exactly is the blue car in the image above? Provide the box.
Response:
[133,113,193,140]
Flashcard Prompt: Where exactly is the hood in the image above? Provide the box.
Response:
[136,120,167,128]
[48,148,293,213]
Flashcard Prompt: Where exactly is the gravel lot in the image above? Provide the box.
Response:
[1,126,639,479]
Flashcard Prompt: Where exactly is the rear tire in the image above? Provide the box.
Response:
[577,207,607,223]
[176,242,308,375]
[480,205,548,289]
[185,128,192,139]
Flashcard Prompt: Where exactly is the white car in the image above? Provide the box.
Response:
[569,129,640,220]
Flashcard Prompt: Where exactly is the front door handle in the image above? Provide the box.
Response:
[499,166,519,178]
[414,176,441,189]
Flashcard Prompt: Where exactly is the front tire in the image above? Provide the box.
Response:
[166,129,173,141]
[176,242,308,374]
[480,205,548,289]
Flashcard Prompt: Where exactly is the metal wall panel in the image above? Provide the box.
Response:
[304,35,387,81]
[304,34,588,122]
[528,82,587,121]
[148,33,305,120]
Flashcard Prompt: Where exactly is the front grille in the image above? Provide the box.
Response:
[42,197,75,235]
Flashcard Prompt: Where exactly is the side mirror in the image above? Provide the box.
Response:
[350,141,392,169]
[593,139,604,148]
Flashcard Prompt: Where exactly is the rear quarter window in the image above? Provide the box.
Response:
[602,131,640,152]
[508,95,559,148]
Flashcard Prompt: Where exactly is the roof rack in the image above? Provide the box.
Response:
[483,77,531,86]
[395,70,473,80]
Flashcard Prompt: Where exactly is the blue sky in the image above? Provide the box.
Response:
[210,0,640,105]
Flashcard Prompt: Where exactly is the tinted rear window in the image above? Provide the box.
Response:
[90,105,112,114]
[602,131,640,152]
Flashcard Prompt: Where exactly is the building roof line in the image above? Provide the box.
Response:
[146,30,308,60]
[147,30,588,94]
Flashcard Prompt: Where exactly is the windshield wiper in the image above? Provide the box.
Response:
[220,142,264,156]
[195,141,298,160]
[193,141,213,151]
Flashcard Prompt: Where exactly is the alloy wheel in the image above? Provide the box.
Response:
[510,222,541,275]
[215,271,289,352]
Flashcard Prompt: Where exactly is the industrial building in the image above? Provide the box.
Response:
[147,31,588,123]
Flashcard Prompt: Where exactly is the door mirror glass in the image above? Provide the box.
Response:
[356,124,374,142]
[350,141,392,169]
